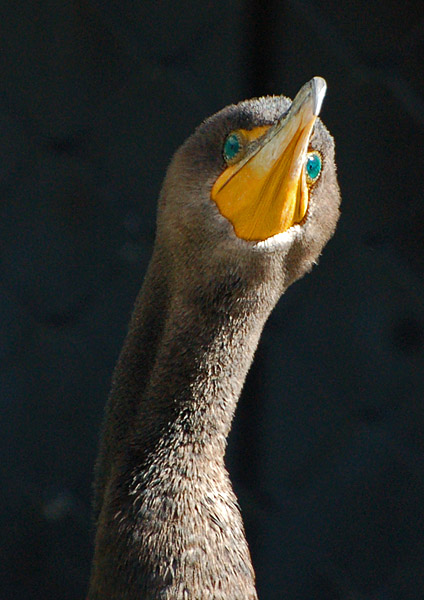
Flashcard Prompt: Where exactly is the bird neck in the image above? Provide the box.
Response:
[131,249,271,458]
[90,248,274,599]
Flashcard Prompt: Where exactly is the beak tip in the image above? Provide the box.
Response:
[311,76,327,117]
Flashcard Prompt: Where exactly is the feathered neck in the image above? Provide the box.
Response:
[88,247,280,600]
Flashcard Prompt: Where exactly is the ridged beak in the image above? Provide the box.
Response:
[211,77,327,241]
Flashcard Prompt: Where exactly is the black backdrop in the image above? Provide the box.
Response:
[1,2,424,598]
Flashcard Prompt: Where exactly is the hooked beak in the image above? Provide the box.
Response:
[211,76,327,241]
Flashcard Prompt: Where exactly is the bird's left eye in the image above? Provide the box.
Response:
[223,132,244,164]
[305,151,322,184]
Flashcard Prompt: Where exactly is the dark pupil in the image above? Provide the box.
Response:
[224,134,240,160]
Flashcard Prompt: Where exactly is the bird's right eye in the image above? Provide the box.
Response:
[223,132,244,164]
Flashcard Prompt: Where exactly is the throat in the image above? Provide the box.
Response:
[131,270,268,456]
[90,256,268,599]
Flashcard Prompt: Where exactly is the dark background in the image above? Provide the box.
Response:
[1,2,424,598]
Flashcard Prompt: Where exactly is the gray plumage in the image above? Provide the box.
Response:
[88,90,341,599]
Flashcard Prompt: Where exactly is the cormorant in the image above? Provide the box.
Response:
[88,77,341,599]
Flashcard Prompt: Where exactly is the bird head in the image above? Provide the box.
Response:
[157,77,340,301]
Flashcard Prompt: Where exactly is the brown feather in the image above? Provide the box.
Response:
[88,91,341,599]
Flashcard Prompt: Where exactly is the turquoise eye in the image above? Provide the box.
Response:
[223,132,243,163]
[305,151,322,183]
